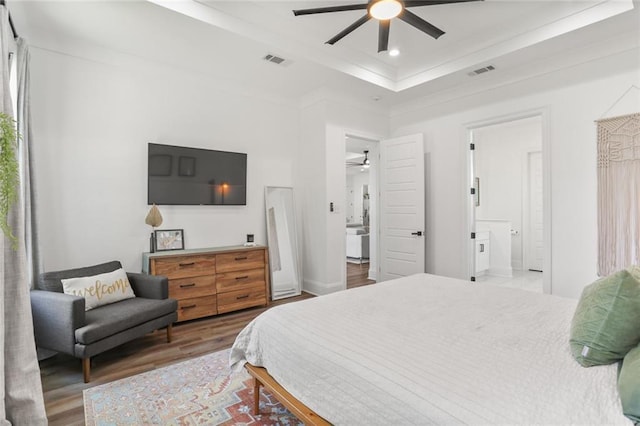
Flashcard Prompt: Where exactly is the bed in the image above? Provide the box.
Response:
[230,273,630,425]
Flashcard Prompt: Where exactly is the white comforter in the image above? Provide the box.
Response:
[230,273,629,425]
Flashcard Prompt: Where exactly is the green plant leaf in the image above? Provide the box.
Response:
[0,112,19,249]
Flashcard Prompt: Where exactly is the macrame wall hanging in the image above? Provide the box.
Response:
[597,110,640,276]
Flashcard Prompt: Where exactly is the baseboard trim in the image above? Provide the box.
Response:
[303,279,345,296]
[489,267,513,278]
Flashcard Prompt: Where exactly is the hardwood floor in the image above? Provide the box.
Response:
[347,261,376,289]
[41,294,314,425]
[41,266,375,425]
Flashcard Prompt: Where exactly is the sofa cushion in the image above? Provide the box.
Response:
[75,297,177,345]
[38,261,122,293]
[62,268,135,311]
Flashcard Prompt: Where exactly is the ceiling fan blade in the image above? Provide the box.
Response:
[404,0,483,6]
[326,14,372,45]
[293,4,368,16]
[378,20,390,52]
[398,9,445,39]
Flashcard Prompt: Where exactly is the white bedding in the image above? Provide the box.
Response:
[230,273,629,425]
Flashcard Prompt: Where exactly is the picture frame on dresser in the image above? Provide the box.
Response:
[154,229,185,251]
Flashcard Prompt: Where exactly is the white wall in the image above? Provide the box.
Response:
[30,46,299,273]
[391,49,640,298]
[298,94,387,295]
[474,117,542,270]
[27,24,638,301]
[298,100,329,293]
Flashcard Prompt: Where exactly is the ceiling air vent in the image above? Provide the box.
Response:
[263,54,287,65]
[467,65,495,77]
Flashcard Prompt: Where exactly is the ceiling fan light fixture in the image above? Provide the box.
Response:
[369,0,403,20]
[363,150,371,167]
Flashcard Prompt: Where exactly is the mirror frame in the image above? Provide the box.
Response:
[265,186,302,300]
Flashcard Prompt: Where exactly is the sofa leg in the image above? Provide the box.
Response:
[166,323,173,343]
[82,358,91,383]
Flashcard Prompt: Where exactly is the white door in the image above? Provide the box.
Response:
[379,134,425,281]
[527,151,544,271]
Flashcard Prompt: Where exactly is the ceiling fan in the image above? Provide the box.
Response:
[346,150,371,168]
[293,0,483,53]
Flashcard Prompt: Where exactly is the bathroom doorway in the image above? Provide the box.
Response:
[345,135,377,288]
[470,115,545,293]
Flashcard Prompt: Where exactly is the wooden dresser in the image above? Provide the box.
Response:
[142,246,270,322]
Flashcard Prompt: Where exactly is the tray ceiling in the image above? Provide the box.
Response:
[151,0,635,91]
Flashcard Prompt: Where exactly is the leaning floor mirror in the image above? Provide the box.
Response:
[265,186,302,300]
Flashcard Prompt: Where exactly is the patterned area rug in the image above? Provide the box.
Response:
[84,349,302,425]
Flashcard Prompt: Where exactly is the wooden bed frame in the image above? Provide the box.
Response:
[245,363,331,425]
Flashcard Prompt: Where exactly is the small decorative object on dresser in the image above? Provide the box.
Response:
[244,233,256,247]
[144,204,163,253]
[154,229,184,251]
[143,246,270,322]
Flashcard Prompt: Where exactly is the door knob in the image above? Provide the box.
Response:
[411,231,423,236]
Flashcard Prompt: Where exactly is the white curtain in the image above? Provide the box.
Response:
[16,38,41,287]
[0,6,47,425]
[597,112,640,276]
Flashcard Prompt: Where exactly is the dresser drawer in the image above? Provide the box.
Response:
[177,296,217,322]
[216,250,265,273]
[169,275,216,300]
[152,255,215,279]
[216,268,265,293]
[217,284,266,314]
[145,246,269,321]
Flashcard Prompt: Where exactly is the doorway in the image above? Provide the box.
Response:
[469,115,545,293]
[343,132,426,287]
[345,135,377,287]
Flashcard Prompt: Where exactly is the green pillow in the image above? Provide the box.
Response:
[570,269,640,367]
[619,344,640,423]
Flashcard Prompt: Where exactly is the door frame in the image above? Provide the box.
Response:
[464,108,552,294]
[342,129,383,285]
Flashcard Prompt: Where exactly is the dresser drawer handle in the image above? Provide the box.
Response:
[236,295,249,300]
[181,304,196,310]
[234,256,248,261]
[235,275,249,280]
[180,283,196,288]
[179,262,195,267]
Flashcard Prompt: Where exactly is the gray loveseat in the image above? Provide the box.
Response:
[30,260,177,382]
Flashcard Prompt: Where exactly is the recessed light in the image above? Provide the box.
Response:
[389,48,400,57]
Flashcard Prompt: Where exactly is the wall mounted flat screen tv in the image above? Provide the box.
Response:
[148,143,247,206]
